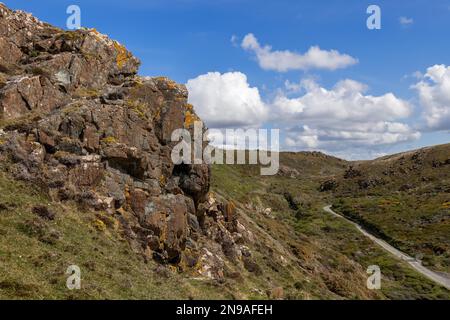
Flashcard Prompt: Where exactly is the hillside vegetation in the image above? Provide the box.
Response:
[210,149,450,299]
[2,148,450,299]
[329,143,450,274]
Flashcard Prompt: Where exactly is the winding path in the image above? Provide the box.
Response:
[323,205,450,290]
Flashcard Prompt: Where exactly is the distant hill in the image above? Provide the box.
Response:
[335,143,450,194]
[325,144,450,274]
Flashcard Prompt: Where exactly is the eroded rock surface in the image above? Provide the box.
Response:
[0,4,246,270]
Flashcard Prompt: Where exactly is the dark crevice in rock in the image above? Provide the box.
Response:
[18,91,33,111]
[106,157,146,180]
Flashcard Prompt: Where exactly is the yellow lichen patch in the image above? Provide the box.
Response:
[96,213,119,231]
[132,77,144,86]
[152,107,161,121]
[125,99,147,120]
[101,136,117,144]
[113,40,130,69]
[86,28,102,44]
[74,87,100,99]
[153,76,168,82]
[0,111,41,130]
[442,202,450,209]
[90,28,100,35]
[92,219,106,232]
[153,77,178,90]
[59,30,85,41]
[168,265,178,273]
[184,110,200,128]
[166,80,178,90]
[116,207,127,216]
[225,200,236,221]
[159,175,167,187]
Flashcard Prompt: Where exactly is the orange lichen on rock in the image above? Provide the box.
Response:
[184,110,200,128]
[159,174,167,187]
[113,40,130,69]
[166,80,178,90]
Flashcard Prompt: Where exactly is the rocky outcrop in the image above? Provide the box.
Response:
[0,4,248,268]
[319,179,337,192]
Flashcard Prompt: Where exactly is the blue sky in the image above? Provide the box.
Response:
[5,0,450,159]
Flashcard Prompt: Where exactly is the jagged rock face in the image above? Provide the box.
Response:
[0,3,211,263]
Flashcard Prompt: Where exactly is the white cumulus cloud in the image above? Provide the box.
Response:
[413,64,450,131]
[186,72,268,128]
[272,79,420,155]
[185,71,423,159]
[241,33,358,72]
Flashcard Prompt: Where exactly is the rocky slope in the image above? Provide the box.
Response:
[211,150,450,299]
[0,3,240,271]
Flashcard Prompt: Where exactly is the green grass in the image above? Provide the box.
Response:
[328,144,450,275]
[315,211,450,299]
[1,149,449,299]
[0,171,233,299]
[332,194,450,273]
[211,158,450,300]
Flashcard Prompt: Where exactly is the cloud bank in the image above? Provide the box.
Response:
[273,79,420,153]
[186,71,421,158]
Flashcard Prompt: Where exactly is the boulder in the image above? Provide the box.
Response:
[136,194,189,263]
[319,179,337,192]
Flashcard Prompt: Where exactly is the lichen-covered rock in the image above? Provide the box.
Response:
[0,4,213,265]
[0,4,247,277]
[0,2,139,121]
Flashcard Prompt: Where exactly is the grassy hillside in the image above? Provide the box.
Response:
[1,147,449,299]
[211,150,450,299]
[330,143,450,273]
[0,170,240,299]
